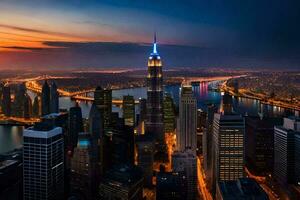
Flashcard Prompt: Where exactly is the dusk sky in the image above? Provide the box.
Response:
[0,0,300,70]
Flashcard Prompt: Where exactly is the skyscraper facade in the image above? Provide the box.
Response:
[41,81,50,116]
[88,103,103,196]
[177,84,197,154]
[212,113,245,194]
[274,117,300,186]
[123,95,135,127]
[23,122,64,200]
[94,86,112,130]
[163,93,176,133]
[70,132,92,200]
[50,82,59,113]
[145,34,164,144]
[136,136,154,187]
[156,169,187,200]
[245,116,282,175]
[99,165,144,200]
[203,104,217,191]
[172,149,197,200]
[139,98,147,123]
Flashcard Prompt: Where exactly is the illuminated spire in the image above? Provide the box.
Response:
[153,32,157,54]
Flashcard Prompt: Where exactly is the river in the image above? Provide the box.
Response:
[0,81,297,154]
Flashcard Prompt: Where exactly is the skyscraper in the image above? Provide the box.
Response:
[145,33,164,145]
[212,113,245,194]
[177,83,197,154]
[94,86,112,130]
[163,93,176,133]
[172,149,197,200]
[68,104,84,149]
[122,95,135,127]
[99,165,144,200]
[216,178,268,200]
[50,82,59,113]
[23,94,32,119]
[41,81,50,116]
[70,132,92,200]
[203,104,217,191]
[274,117,300,186]
[136,136,154,187]
[14,83,26,117]
[23,122,64,200]
[139,98,147,123]
[245,116,282,175]
[2,85,11,117]
[32,96,40,117]
[221,91,233,114]
[156,168,187,200]
[88,103,103,196]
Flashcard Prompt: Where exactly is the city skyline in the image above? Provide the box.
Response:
[0,2,299,200]
[1,0,300,70]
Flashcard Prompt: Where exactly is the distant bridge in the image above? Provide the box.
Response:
[70,96,140,105]
[25,81,139,105]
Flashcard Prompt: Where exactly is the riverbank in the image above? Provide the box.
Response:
[222,80,300,111]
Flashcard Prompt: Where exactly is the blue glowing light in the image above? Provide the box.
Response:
[78,139,90,147]
[153,43,157,54]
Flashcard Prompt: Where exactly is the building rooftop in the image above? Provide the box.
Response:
[24,122,62,138]
[0,160,18,172]
[218,178,268,200]
[102,165,143,188]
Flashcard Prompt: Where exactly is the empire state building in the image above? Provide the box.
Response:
[145,33,165,146]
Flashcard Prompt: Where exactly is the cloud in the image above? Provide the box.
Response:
[0,46,46,51]
[0,24,84,39]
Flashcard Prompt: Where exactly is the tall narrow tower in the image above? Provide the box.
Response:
[145,33,164,145]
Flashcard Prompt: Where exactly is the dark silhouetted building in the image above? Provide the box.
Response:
[32,96,40,117]
[50,82,59,113]
[216,178,268,200]
[203,104,217,191]
[23,122,64,200]
[136,136,154,187]
[14,83,26,117]
[156,168,187,200]
[110,125,135,166]
[274,117,300,186]
[94,86,112,131]
[99,165,143,200]
[172,149,197,200]
[123,95,135,127]
[245,116,282,175]
[139,98,147,123]
[24,94,32,119]
[0,153,23,200]
[68,104,84,148]
[70,132,92,200]
[41,81,50,116]
[89,103,103,197]
[2,85,11,116]
[197,109,206,155]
